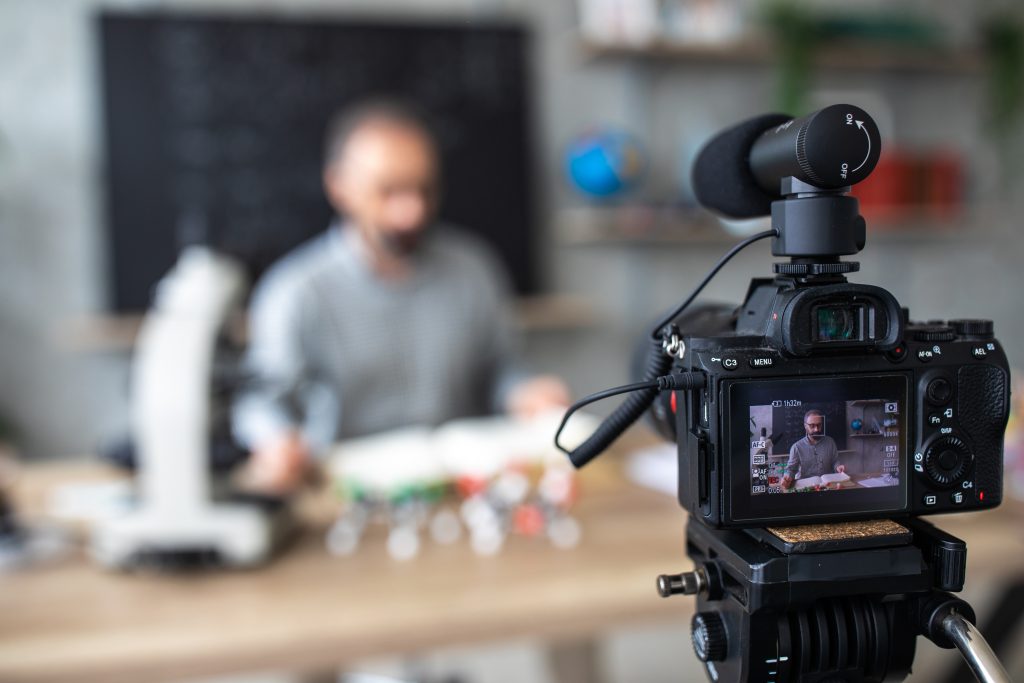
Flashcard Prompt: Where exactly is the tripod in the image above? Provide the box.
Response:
[658,518,1011,683]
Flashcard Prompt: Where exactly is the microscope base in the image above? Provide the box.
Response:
[93,502,287,569]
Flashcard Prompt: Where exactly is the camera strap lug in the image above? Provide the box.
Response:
[662,325,686,360]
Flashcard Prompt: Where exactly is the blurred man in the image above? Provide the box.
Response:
[233,100,569,493]
[781,409,845,489]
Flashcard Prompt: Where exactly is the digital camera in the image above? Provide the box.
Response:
[648,283,1010,529]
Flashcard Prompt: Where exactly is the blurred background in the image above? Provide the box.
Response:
[2,0,1024,682]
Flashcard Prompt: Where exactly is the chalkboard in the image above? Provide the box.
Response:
[98,12,537,311]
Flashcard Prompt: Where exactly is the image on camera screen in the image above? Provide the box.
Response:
[749,398,901,495]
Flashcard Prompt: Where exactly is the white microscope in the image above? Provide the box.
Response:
[93,247,285,568]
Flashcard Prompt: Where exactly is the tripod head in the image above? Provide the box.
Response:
[658,519,1009,683]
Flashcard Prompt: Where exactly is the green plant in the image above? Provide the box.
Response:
[982,14,1024,186]
[762,1,821,115]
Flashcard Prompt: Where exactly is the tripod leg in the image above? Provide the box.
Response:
[942,612,1012,683]
[940,579,1024,683]
[919,592,1013,683]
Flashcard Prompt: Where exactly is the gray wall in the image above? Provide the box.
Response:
[2,0,1022,457]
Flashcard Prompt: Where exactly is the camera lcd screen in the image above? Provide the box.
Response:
[728,375,908,523]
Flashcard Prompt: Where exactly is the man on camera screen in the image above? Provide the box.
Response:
[781,409,846,490]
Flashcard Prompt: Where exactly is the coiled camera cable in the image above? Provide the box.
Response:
[555,229,778,467]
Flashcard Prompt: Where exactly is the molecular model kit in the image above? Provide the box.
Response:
[325,412,598,560]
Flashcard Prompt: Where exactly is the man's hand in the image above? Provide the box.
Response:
[505,375,571,419]
[781,474,794,489]
[241,430,311,496]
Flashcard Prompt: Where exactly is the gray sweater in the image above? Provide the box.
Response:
[232,224,525,453]
[785,435,840,479]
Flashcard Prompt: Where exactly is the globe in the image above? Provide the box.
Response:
[852,419,863,431]
[566,130,645,198]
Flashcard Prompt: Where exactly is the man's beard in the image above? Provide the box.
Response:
[807,433,821,443]
[379,228,430,257]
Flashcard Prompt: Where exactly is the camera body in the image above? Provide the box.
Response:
[653,277,1010,529]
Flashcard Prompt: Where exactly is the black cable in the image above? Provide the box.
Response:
[559,228,777,469]
[649,228,777,339]
[554,379,659,456]
[556,372,706,464]
[560,337,673,468]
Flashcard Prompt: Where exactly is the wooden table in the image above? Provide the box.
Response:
[1,459,1021,683]
[0,456,691,683]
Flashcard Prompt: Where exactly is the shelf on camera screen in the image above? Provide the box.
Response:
[850,430,900,438]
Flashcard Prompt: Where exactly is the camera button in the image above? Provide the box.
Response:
[916,348,935,363]
[928,413,942,426]
[971,345,991,359]
[747,356,774,368]
[923,494,938,506]
[721,357,739,371]
[926,378,953,404]
[950,491,966,505]
[886,344,908,362]
[938,450,958,470]
[924,435,970,486]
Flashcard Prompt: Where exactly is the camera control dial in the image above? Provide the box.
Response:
[950,319,995,339]
[913,326,956,342]
[923,436,971,487]
[691,612,728,662]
